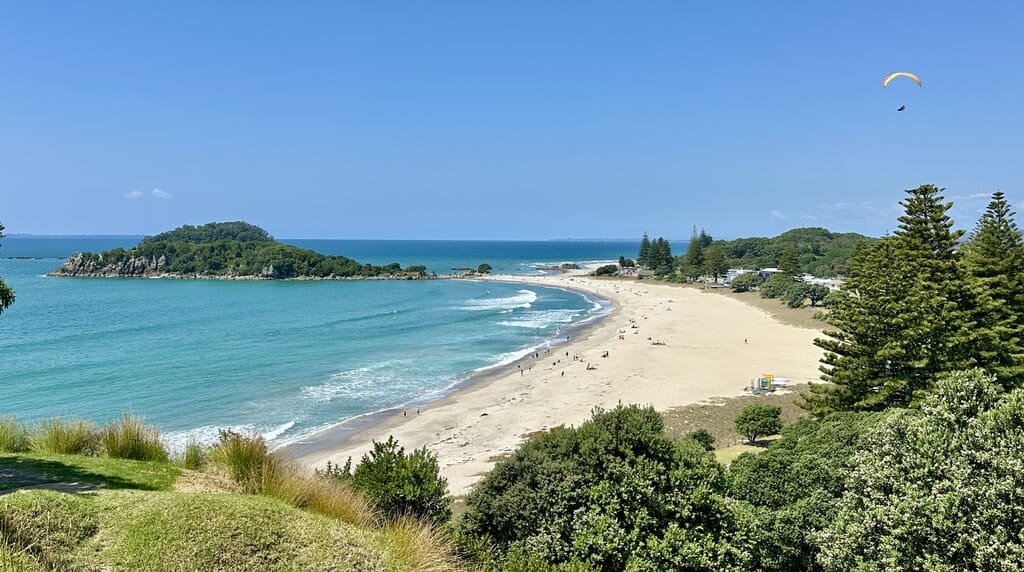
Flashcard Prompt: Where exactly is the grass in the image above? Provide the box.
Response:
[713,436,783,465]
[0,418,30,453]
[102,413,169,462]
[32,418,99,455]
[208,430,269,493]
[0,490,391,571]
[662,385,810,448]
[181,439,205,470]
[0,453,181,492]
[378,516,462,572]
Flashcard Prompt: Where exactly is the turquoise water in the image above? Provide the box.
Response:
[0,238,674,449]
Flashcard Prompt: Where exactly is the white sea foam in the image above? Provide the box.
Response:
[162,420,299,454]
[460,289,537,311]
[497,309,579,329]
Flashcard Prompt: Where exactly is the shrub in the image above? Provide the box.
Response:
[33,419,99,455]
[460,404,740,570]
[759,274,797,299]
[0,416,31,452]
[592,264,618,277]
[477,263,492,274]
[734,404,782,444]
[324,436,451,525]
[686,428,715,451]
[786,283,810,308]
[181,439,205,470]
[729,272,760,292]
[209,430,269,493]
[102,413,168,462]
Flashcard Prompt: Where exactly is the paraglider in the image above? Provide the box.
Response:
[882,72,922,88]
[883,72,921,111]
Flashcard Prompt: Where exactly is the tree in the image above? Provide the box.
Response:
[646,237,673,272]
[618,257,635,268]
[729,272,761,293]
[806,284,830,307]
[962,191,1024,389]
[476,263,492,274]
[332,436,451,524]
[593,264,618,276]
[681,226,705,279]
[703,243,728,282]
[817,370,1024,570]
[777,246,800,275]
[759,274,796,299]
[785,282,811,308]
[0,221,13,314]
[460,405,740,570]
[734,404,782,444]
[697,228,713,248]
[806,185,995,415]
[686,429,715,451]
[637,233,651,267]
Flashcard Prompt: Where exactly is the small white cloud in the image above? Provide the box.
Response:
[151,188,172,199]
[968,192,991,200]
[801,214,818,221]
[123,190,143,200]
[770,209,785,219]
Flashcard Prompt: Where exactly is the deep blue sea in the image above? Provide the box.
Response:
[0,237,679,450]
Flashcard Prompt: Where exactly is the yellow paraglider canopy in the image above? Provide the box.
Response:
[882,72,922,88]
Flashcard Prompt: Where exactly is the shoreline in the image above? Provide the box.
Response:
[287,272,824,495]
[278,275,615,460]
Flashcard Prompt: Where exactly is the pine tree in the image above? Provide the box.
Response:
[803,238,920,414]
[698,228,713,248]
[778,246,800,275]
[962,191,1024,388]
[804,184,994,414]
[682,226,704,278]
[637,233,651,268]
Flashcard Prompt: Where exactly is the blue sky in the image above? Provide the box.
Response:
[2,1,1023,239]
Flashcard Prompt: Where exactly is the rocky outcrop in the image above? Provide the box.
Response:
[52,252,168,277]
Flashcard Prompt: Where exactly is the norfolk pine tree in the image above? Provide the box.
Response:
[637,233,651,268]
[0,221,14,314]
[962,191,1024,388]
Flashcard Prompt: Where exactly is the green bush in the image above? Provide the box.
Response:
[33,419,99,455]
[477,263,492,274]
[734,404,782,444]
[592,264,618,277]
[324,436,451,525]
[686,428,715,451]
[460,404,739,570]
[0,416,31,452]
[102,413,168,462]
[729,272,760,292]
[759,274,797,299]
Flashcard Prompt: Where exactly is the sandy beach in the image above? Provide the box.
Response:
[297,274,823,495]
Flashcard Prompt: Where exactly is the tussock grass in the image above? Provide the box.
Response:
[208,430,269,493]
[0,417,30,453]
[102,413,168,462]
[380,516,462,572]
[32,418,99,455]
[180,439,205,470]
[261,458,377,528]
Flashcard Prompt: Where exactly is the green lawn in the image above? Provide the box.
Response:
[0,453,180,492]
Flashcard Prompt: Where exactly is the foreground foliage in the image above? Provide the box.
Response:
[460,404,740,570]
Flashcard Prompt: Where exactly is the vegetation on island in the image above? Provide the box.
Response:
[55,221,429,280]
[0,220,14,314]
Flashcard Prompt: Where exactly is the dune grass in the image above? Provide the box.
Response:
[32,418,99,455]
[208,430,269,494]
[378,516,462,572]
[0,417,30,453]
[181,439,205,470]
[101,413,169,462]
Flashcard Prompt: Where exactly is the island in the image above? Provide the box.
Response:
[51,222,432,280]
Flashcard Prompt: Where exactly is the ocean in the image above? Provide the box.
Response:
[0,237,682,450]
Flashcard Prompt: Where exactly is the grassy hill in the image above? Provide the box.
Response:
[718,227,873,277]
[0,422,459,571]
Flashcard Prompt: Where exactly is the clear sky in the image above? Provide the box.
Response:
[2,1,1023,239]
